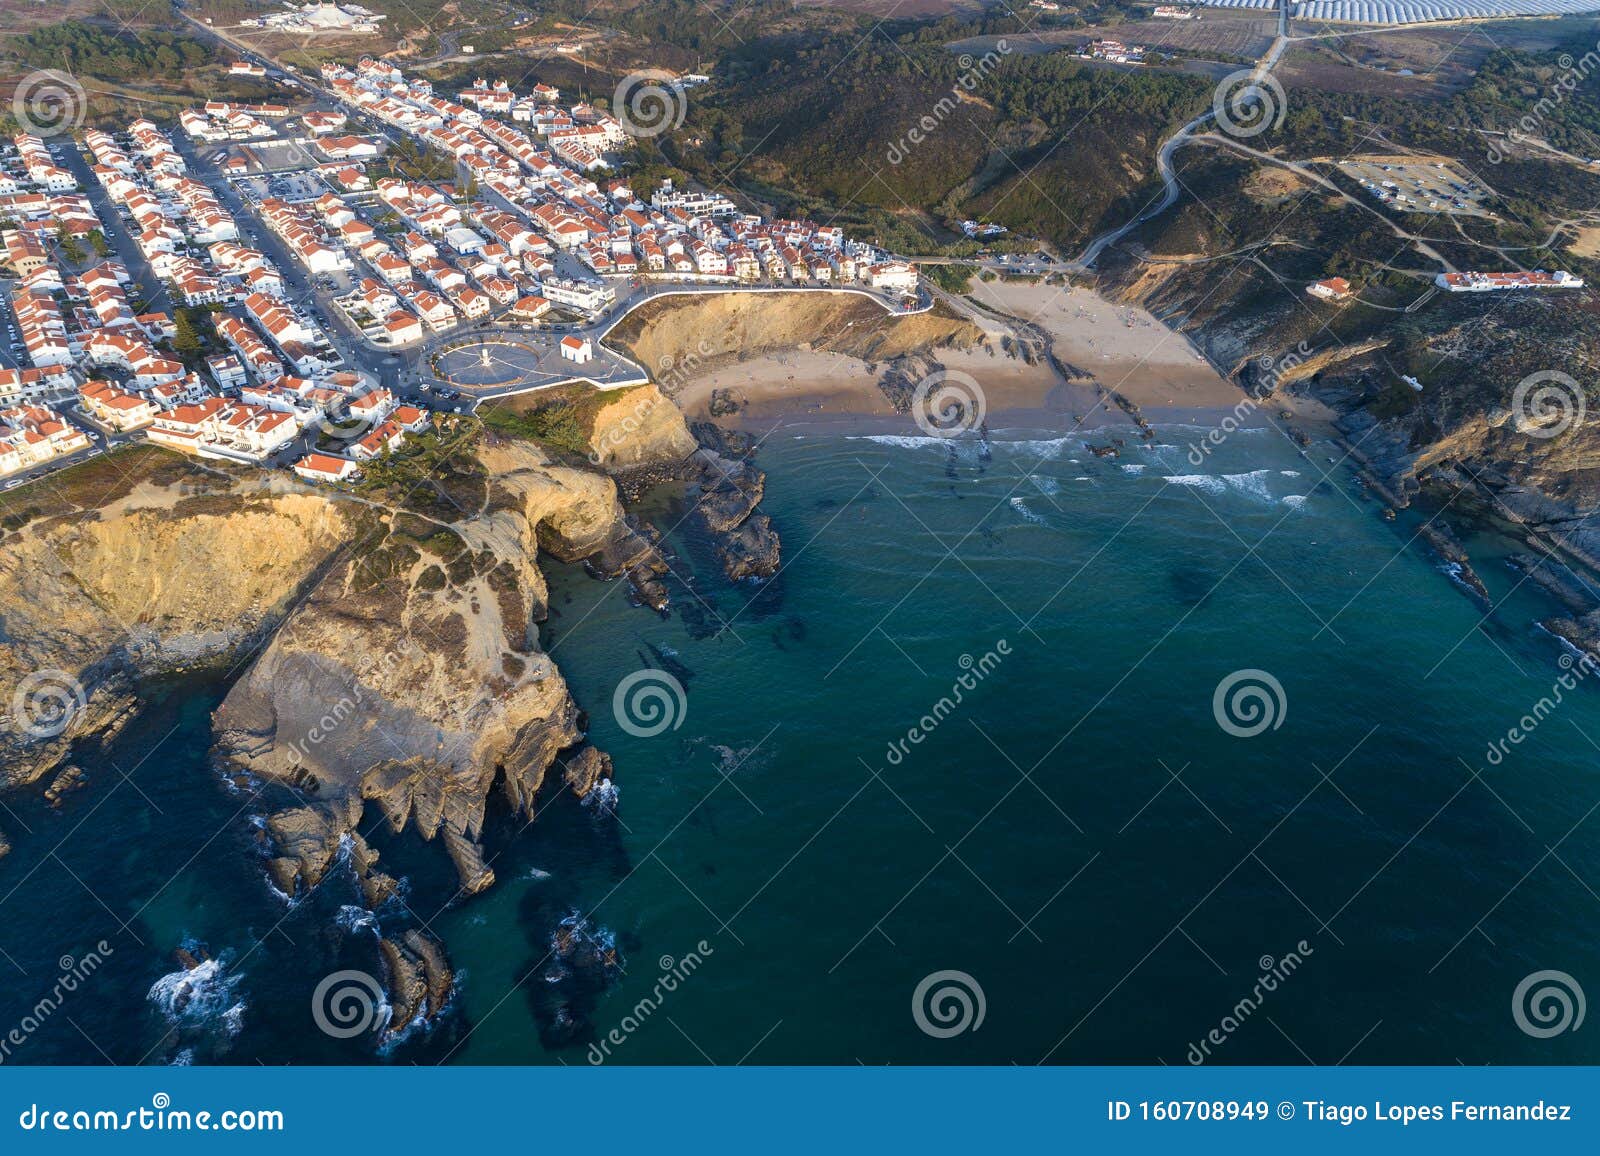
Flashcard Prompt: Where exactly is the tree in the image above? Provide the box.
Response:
[173,310,203,356]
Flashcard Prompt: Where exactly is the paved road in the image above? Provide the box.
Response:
[1075,0,1290,270]
[1076,108,1215,270]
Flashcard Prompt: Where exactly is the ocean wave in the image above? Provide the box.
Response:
[848,433,1079,459]
[147,951,246,1051]
[1224,468,1275,502]
[1120,463,1146,475]
[1009,497,1046,525]
[848,434,947,451]
[1163,469,1282,502]
[582,779,621,818]
[1280,494,1309,510]
[337,905,378,935]
[1029,475,1061,496]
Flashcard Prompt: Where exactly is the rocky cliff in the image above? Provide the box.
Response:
[1095,243,1600,652]
[212,436,653,899]
[0,452,349,791]
[0,430,671,1039]
[606,290,981,376]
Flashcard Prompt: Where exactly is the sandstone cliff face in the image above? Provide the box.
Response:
[212,439,639,898]
[586,384,700,472]
[607,291,980,376]
[0,474,348,789]
[0,426,693,1047]
[1099,249,1600,651]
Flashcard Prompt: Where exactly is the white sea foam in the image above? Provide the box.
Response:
[1224,468,1275,502]
[850,434,945,451]
[1280,494,1308,510]
[337,905,377,935]
[1120,463,1146,475]
[1280,470,1301,477]
[1009,497,1046,525]
[1029,475,1061,496]
[1164,470,1284,502]
[850,433,1079,459]
[147,954,246,1042]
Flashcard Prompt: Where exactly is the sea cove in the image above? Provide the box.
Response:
[3,420,1596,1065]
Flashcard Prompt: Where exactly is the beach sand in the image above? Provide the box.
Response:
[963,278,1247,410]
[669,277,1283,436]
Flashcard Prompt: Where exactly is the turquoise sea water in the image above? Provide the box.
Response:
[3,423,1598,1065]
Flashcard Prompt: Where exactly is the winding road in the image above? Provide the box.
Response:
[1076,0,1289,269]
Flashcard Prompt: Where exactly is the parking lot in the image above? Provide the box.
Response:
[1337,156,1494,217]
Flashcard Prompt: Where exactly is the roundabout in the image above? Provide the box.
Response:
[430,336,547,390]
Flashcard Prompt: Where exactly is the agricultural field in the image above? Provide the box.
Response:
[949,9,1279,63]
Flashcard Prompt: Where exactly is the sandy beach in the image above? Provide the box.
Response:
[670,275,1257,435]
[963,278,1248,410]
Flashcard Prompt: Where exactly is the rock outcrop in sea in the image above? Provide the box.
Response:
[0,412,694,1041]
